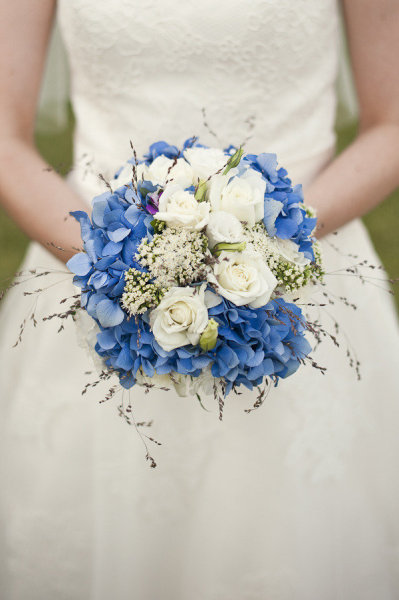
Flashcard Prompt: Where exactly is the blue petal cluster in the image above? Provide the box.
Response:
[243,153,317,260]
[206,297,312,393]
[67,185,151,328]
[67,140,314,394]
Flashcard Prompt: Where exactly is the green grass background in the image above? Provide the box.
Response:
[0,116,398,309]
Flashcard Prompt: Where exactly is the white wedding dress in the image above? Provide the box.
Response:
[1,1,399,598]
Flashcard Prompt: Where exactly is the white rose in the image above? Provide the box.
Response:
[271,237,310,268]
[150,285,217,351]
[208,168,266,227]
[155,183,210,230]
[184,147,228,182]
[205,211,244,249]
[136,156,194,188]
[208,250,277,308]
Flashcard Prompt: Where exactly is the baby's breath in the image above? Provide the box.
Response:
[121,269,165,316]
[136,228,209,288]
[243,223,324,292]
[273,253,323,293]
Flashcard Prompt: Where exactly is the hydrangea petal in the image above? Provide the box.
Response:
[102,241,124,256]
[67,252,92,276]
[96,299,125,328]
[263,199,283,236]
[108,227,131,242]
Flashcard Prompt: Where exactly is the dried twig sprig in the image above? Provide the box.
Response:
[201,107,219,142]
[118,391,161,469]
[81,369,114,396]
[244,378,272,414]
[98,172,112,192]
[129,140,139,192]
[214,379,226,421]
[13,298,38,347]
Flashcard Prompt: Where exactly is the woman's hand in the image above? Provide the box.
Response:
[305,0,399,237]
[0,0,89,262]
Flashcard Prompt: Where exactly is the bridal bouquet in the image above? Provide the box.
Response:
[67,138,323,408]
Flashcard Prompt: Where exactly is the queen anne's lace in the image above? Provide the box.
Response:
[136,228,209,288]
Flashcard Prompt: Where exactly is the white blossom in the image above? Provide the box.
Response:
[205,211,244,249]
[271,237,310,268]
[184,146,228,181]
[137,155,194,188]
[149,284,212,352]
[208,168,266,226]
[136,228,209,288]
[208,250,277,308]
[155,184,210,230]
[243,224,323,293]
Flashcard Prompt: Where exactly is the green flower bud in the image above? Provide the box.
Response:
[150,219,166,234]
[223,146,244,175]
[194,180,208,203]
[199,318,219,351]
[212,241,246,257]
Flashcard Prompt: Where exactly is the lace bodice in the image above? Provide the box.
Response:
[57,0,340,185]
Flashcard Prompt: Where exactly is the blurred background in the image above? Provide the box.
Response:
[0,114,398,310]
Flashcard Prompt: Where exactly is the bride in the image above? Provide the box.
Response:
[1,1,399,598]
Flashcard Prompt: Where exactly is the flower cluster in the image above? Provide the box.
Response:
[121,269,165,316]
[67,139,322,401]
[243,223,324,293]
[136,228,209,288]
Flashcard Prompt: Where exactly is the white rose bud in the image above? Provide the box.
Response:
[209,250,277,308]
[155,184,210,230]
[208,168,266,227]
[137,156,194,188]
[184,147,228,182]
[205,210,244,249]
[271,237,310,268]
[199,318,219,351]
[150,285,214,352]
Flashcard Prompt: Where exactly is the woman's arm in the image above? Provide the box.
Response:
[305,0,399,237]
[0,0,89,262]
